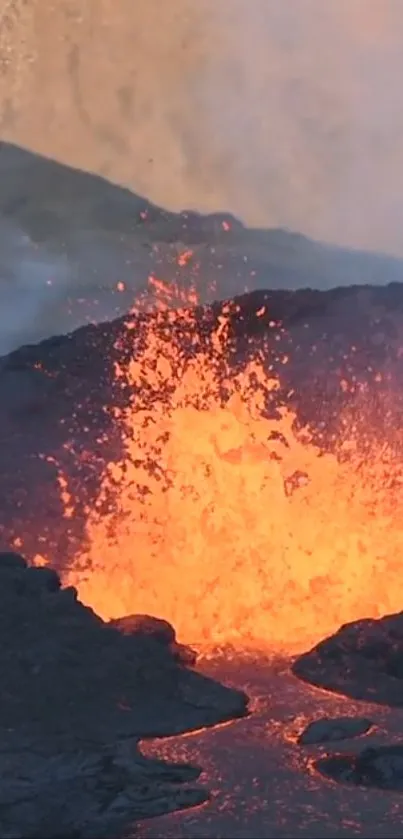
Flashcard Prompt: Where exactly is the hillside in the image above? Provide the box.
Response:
[2,142,403,354]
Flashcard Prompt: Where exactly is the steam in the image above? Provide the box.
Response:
[186,1,403,254]
[0,220,71,356]
[3,1,403,256]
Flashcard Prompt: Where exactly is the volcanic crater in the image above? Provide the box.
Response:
[3,147,403,836]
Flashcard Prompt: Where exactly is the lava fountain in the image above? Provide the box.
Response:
[64,284,403,654]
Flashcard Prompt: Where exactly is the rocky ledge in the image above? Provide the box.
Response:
[292,609,403,707]
[0,551,248,838]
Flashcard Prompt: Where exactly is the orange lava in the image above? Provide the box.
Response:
[64,286,403,654]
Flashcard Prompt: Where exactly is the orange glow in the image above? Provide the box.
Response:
[177,249,194,267]
[61,283,403,654]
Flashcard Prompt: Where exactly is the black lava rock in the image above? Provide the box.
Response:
[0,550,27,570]
[292,611,403,707]
[316,743,403,790]
[297,716,372,745]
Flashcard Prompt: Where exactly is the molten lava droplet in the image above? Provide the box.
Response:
[61,290,403,654]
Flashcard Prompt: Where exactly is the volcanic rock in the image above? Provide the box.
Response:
[0,549,27,569]
[315,744,403,791]
[109,613,198,665]
[297,716,372,746]
[0,553,248,837]
[292,611,403,706]
[110,613,177,644]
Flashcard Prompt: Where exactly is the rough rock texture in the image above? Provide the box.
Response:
[293,611,403,707]
[0,551,248,838]
[110,614,198,666]
[297,716,372,746]
[315,744,403,791]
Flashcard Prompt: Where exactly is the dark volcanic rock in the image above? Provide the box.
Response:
[0,549,27,569]
[315,744,403,791]
[0,555,248,837]
[109,614,198,665]
[3,142,403,354]
[292,611,403,706]
[297,716,373,746]
[110,613,177,644]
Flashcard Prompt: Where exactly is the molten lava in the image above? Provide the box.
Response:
[63,285,403,654]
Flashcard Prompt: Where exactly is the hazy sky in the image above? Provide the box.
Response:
[2,0,403,255]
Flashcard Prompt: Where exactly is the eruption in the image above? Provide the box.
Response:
[53,281,403,655]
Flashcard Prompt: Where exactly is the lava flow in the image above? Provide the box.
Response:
[62,284,403,654]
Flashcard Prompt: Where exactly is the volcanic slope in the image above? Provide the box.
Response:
[2,141,403,353]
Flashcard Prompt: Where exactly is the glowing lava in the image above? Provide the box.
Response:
[64,285,403,654]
